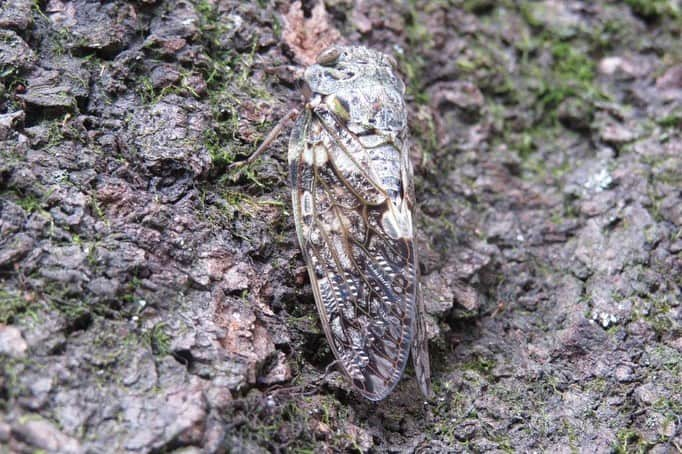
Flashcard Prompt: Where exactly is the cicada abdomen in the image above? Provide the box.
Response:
[288,46,431,401]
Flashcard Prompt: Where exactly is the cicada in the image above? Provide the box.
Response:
[238,46,431,401]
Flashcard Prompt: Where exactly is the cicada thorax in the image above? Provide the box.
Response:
[288,45,430,400]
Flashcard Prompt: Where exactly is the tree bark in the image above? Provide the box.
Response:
[0,0,680,452]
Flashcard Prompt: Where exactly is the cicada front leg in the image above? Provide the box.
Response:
[228,108,300,170]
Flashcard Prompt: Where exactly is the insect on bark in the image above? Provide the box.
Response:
[235,45,431,401]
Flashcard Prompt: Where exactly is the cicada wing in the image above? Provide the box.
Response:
[412,282,432,399]
[289,108,417,401]
[402,137,432,399]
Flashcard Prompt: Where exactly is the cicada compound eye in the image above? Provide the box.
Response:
[316,46,341,66]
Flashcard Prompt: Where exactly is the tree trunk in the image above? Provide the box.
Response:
[1,0,680,452]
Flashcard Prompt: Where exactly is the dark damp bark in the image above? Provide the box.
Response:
[0,0,680,452]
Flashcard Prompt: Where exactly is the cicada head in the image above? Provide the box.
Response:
[303,46,407,133]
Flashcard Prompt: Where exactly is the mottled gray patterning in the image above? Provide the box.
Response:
[288,46,432,401]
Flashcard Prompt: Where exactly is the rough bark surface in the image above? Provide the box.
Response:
[1,0,680,452]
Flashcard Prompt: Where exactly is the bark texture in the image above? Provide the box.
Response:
[0,0,680,452]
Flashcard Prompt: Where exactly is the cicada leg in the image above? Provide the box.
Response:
[228,108,300,170]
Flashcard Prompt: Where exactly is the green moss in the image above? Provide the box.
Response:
[657,111,682,129]
[136,69,206,105]
[496,437,515,453]
[39,280,112,323]
[587,377,609,394]
[136,75,156,104]
[52,297,91,322]
[220,394,338,452]
[0,288,28,324]
[535,40,598,115]
[0,357,31,410]
[653,397,682,424]
[551,42,595,82]
[194,4,275,171]
[0,67,26,113]
[121,276,142,304]
[562,421,580,453]
[462,0,501,14]
[49,28,72,57]
[594,19,629,52]
[645,296,674,337]
[88,195,106,222]
[491,18,610,168]
[612,428,653,453]
[461,355,496,377]
[146,322,171,357]
[625,0,680,20]
[203,127,235,169]
[410,105,438,165]
[400,2,433,105]
[46,120,66,148]
[518,2,545,28]
[14,193,42,213]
